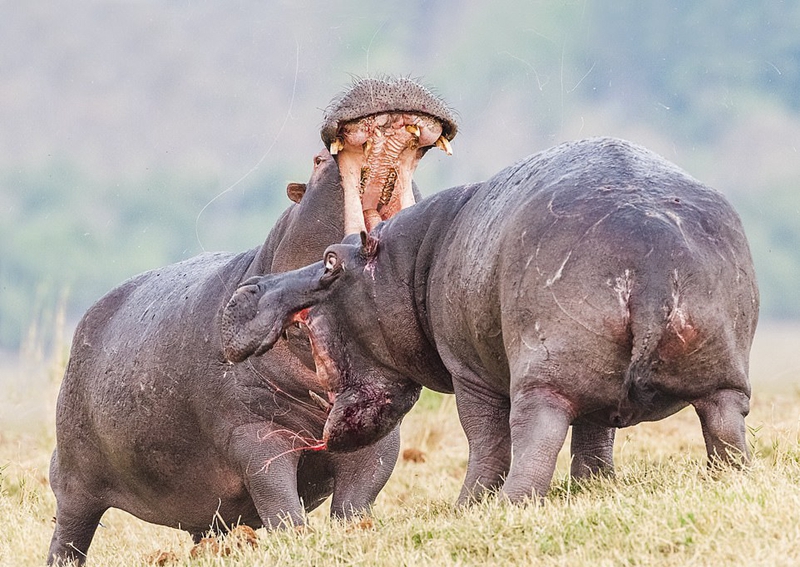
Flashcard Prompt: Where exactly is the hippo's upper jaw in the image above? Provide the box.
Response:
[321,77,458,234]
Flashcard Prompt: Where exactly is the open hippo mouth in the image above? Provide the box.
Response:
[321,77,457,233]
[289,307,419,453]
[289,308,340,411]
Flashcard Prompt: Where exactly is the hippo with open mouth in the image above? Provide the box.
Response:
[48,77,457,566]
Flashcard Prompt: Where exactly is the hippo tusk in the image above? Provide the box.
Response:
[435,135,453,156]
[405,124,421,138]
[330,138,345,155]
[309,390,331,412]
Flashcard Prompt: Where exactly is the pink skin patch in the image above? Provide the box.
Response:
[659,307,700,360]
[290,308,311,325]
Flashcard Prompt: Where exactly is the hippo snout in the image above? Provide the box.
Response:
[220,284,268,364]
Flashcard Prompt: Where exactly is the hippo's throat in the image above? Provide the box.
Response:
[290,310,407,453]
[331,112,450,234]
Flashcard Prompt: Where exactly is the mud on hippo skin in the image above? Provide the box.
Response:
[47,77,457,566]
[224,137,758,505]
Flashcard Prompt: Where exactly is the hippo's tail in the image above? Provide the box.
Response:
[617,268,684,418]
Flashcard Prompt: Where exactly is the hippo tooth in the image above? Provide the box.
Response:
[405,124,421,138]
[435,135,453,155]
[330,138,344,155]
[379,168,398,208]
[363,139,373,156]
[309,390,331,412]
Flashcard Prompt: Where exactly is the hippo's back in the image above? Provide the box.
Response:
[52,249,258,527]
[433,138,758,419]
[62,249,253,407]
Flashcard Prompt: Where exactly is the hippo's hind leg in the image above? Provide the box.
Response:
[452,376,512,505]
[502,386,573,502]
[328,425,400,519]
[569,422,616,480]
[48,507,107,566]
[47,451,108,566]
[692,388,751,467]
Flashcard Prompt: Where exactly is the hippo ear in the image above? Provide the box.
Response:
[360,231,380,259]
[287,183,306,204]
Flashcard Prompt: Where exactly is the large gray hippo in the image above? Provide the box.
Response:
[223,137,759,505]
[48,77,457,565]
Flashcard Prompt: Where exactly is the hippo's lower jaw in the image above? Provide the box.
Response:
[322,382,421,453]
[332,111,451,234]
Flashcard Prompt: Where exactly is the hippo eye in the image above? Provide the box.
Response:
[324,252,338,272]
[314,155,325,166]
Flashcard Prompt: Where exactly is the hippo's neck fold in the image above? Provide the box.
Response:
[244,185,345,281]
[367,183,483,393]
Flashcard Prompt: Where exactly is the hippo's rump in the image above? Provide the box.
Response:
[437,138,758,423]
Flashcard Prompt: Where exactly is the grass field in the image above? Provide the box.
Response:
[1,323,799,566]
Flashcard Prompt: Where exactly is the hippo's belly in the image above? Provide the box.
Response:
[575,395,690,429]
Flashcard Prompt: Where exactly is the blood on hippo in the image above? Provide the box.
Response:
[660,308,701,360]
[223,137,758,506]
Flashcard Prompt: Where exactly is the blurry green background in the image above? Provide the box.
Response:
[1,0,799,353]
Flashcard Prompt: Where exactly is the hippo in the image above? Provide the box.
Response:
[48,77,457,565]
[222,137,759,505]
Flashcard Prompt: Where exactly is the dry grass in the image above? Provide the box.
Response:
[2,323,799,566]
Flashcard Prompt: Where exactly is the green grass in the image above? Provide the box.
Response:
[2,324,800,566]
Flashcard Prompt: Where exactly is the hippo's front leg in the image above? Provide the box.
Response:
[328,426,400,519]
[453,379,512,505]
[570,421,616,479]
[502,387,574,502]
[692,388,751,467]
[229,423,306,528]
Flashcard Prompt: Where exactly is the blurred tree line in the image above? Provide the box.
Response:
[1,0,798,350]
[0,163,289,348]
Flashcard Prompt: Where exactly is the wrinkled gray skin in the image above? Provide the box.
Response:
[223,137,759,506]
[48,77,457,566]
